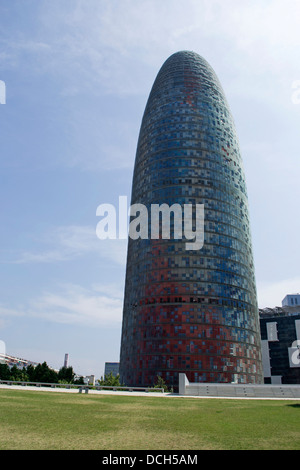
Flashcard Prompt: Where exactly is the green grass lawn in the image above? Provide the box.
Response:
[0,389,299,450]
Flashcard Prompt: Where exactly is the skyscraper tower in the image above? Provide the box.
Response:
[119,51,263,388]
[64,353,69,368]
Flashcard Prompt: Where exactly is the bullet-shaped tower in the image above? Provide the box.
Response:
[119,51,263,388]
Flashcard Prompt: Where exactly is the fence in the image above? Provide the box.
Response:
[0,379,164,394]
[178,374,300,398]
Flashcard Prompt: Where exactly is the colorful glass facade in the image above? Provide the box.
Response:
[119,51,263,388]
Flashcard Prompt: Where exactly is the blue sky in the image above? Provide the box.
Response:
[0,0,300,378]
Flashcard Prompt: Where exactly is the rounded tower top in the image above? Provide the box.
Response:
[148,50,226,100]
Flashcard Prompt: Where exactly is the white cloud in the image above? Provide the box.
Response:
[0,282,123,328]
[11,225,128,267]
[31,283,123,326]
[0,305,25,318]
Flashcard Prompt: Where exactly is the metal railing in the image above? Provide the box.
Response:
[0,379,164,393]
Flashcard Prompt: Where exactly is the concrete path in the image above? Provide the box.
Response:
[1,383,300,400]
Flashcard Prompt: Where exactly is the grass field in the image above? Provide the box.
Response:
[0,389,299,450]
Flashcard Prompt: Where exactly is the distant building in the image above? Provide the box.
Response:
[282,293,300,307]
[259,295,300,384]
[84,375,95,386]
[64,353,69,368]
[0,352,38,369]
[104,362,119,377]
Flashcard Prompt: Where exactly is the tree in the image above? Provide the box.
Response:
[153,375,169,392]
[31,362,58,383]
[73,376,85,385]
[98,372,123,387]
[9,365,29,382]
[26,364,35,382]
[0,360,83,385]
[0,363,11,380]
[58,366,75,384]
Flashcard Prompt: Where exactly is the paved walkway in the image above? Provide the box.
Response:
[1,383,299,400]
[0,384,167,397]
